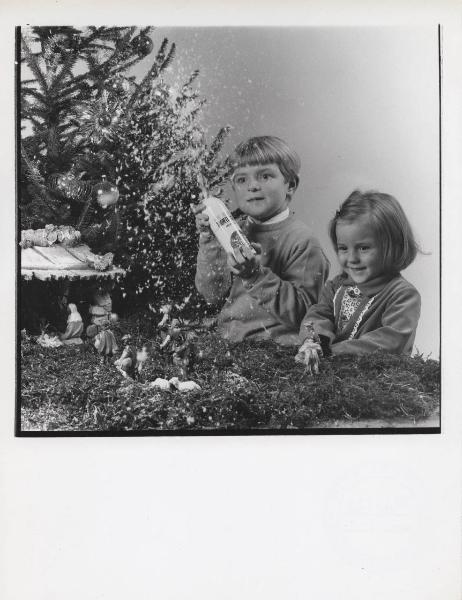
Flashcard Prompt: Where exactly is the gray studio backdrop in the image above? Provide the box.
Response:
[133,26,439,358]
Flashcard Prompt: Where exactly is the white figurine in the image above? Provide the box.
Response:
[136,345,149,374]
[60,303,84,345]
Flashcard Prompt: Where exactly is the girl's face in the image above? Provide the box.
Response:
[231,163,294,222]
[336,216,384,284]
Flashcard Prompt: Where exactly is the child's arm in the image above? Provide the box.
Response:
[331,284,421,356]
[192,203,232,304]
[195,236,232,304]
[298,279,338,343]
[235,238,330,331]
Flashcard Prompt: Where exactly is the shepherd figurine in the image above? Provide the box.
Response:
[294,321,322,375]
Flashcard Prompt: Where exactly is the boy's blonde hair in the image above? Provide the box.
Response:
[329,190,419,272]
[228,136,301,189]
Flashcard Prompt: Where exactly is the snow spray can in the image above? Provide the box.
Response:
[202,197,256,260]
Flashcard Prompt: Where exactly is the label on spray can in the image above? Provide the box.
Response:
[202,197,256,260]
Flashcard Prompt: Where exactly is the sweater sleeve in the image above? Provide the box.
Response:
[298,279,337,343]
[241,237,330,331]
[331,283,421,356]
[194,236,232,304]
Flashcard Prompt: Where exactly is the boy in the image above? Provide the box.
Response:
[193,136,329,345]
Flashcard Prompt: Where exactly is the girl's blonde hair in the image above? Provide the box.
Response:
[329,190,419,272]
[228,136,301,189]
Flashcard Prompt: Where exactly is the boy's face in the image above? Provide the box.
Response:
[232,163,294,222]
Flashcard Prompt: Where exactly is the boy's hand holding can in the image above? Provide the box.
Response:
[227,243,262,280]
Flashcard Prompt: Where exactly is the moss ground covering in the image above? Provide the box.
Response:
[19,318,440,433]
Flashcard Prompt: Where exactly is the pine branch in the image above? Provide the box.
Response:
[48,52,80,95]
[183,69,200,89]
[154,38,169,66]
[22,87,47,105]
[21,33,49,92]
[76,193,95,231]
[160,43,176,73]
[21,142,45,187]
[208,126,232,157]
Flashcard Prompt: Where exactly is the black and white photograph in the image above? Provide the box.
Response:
[3,2,461,599]
[17,25,441,434]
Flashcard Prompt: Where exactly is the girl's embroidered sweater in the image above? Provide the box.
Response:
[299,272,421,355]
[195,214,329,345]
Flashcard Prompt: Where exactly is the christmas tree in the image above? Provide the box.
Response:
[20,25,231,315]
[114,65,231,314]
[20,26,153,236]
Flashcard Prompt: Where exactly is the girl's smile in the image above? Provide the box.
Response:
[336,216,384,284]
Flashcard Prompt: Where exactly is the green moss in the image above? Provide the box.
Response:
[20,331,440,432]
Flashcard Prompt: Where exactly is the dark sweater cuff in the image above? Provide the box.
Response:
[239,265,265,288]
[319,335,332,357]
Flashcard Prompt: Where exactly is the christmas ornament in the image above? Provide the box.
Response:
[107,75,131,96]
[65,34,81,53]
[69,180,92,202]
[49,172,92,201]
[94,175,119,208]
[77,91,123,143]
[153,83,169,100]
[98,113,112,127]
[49,172,75,193]
[131,33,153,57]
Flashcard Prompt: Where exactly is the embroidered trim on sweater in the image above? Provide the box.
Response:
[349,296,376,339]
[333,287,342,318]
[339,286,363,331]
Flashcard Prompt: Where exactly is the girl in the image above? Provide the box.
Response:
[297,190,421,357]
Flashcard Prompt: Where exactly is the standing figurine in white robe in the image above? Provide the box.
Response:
[60,303,84,345]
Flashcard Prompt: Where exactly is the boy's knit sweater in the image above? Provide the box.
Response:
[299,272,421,355]
[195,214,329,345]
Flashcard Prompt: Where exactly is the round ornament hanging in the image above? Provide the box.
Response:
[98,112,113,127]
[77,90,124,143]
[131,33,153,57]
[65,34,81,53]
[68,179,92,202]
[108,76,131,96]
[94,175,119,209]
[49,172,76,194]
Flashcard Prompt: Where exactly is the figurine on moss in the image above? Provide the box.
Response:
[294,321,322,375]
[86,314,119,361]
[114,344,136,379]
[37,324,63,348]
[159,318,182,350]
[136,345,150,376]
[86,282,119,360]
[158,318,198,379]
[172,331,198,379]
[157,303,172,328]
[60,303,84,345]
[88,281,115,327]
